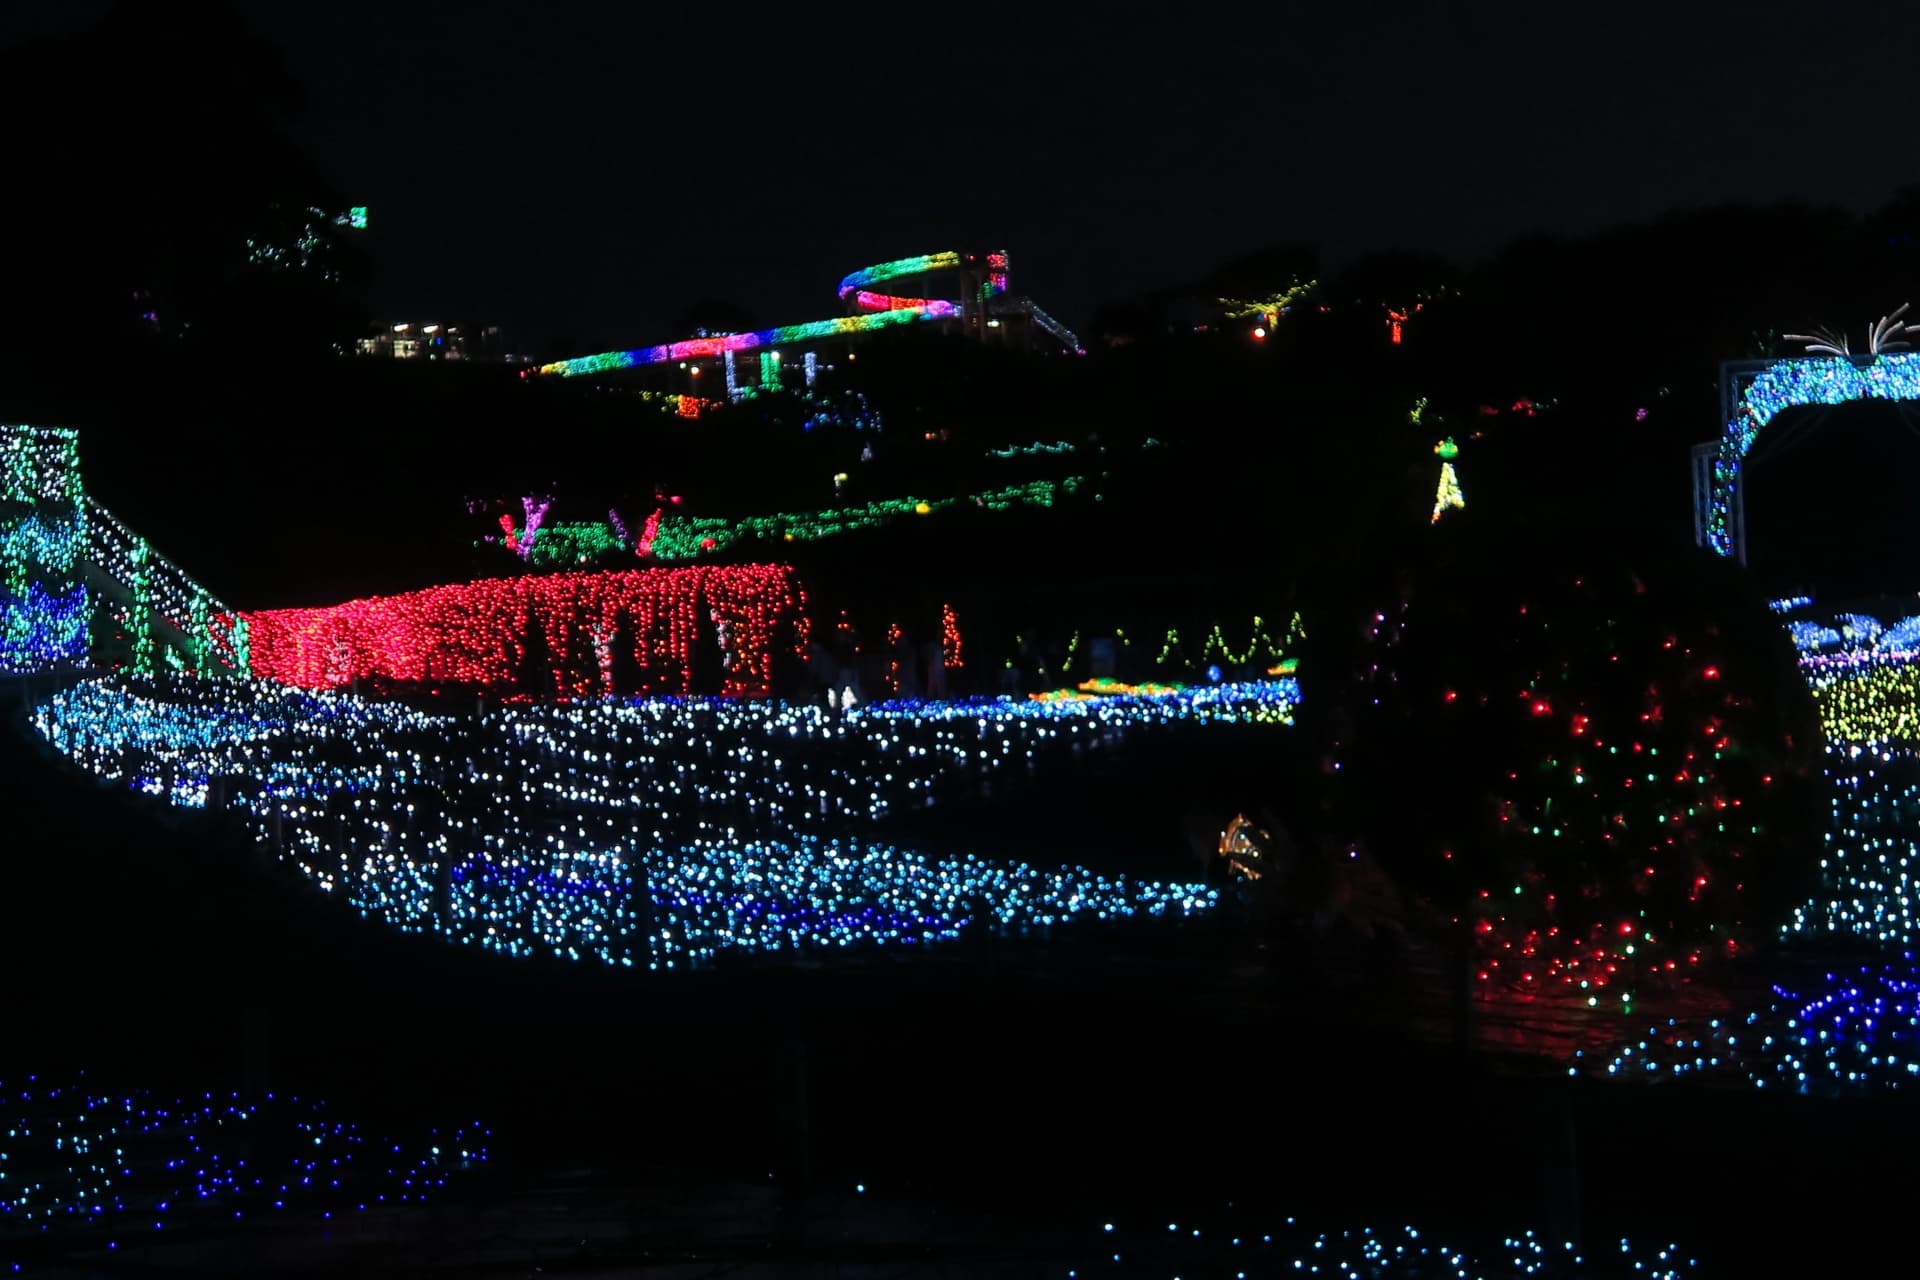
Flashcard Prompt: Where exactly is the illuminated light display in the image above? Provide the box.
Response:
[940,602,963,669]
[1801,649,1920,746]
[1217,812,1268,881]
[2,427,86,672]
[985,440,1076,459]
[1577,960,1920,1094]
[1432,460,1466,523]
[245,564,805,698]
[0,1074,485,1251]
[1704,352,1920,557]
[1,427,246,676]
[1408,577,1795,1000]
[532,249,1082,378]
[835,251,968,308]
[244,203,365,277]
[1053,677,1187,699]
[31,675,1298,968]
[1075,1213,1693,1278]
[1788,620,1845,654]
[489,479,1088,568]
[1783,303,1915,358]
[650,833,1213,967]
[84,498,249,675]
[1024,677,1299,716]
[1219,281,1317,323]
[1783,741,1920,946]
[535,249,1011,379]
[532,303,960,378]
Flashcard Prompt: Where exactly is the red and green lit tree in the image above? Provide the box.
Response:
[1334,534,1820,1001]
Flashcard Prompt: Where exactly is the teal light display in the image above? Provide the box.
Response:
[0,425,249,676]
[0,426,88,672]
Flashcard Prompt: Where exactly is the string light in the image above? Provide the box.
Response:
[31,675,1297,968]
[1433,459,1466,523]
[489,480,1088,567]
[1577,960,1920,1094]
[245,564,806,698]
[985,440,1076,458]
[0,1073,485,1259]
[2,427,245,676]
[941,603,963,669]
[532,250,1013,379]
[1705,352,1920,556]
[1075,1212,1693,1278]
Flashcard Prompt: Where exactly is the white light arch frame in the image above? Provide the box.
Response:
[1701,353,1920,563]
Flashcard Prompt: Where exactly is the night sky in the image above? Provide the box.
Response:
[6,2,1916,351]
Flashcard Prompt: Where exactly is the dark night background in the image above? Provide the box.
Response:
[5,0,1917,352]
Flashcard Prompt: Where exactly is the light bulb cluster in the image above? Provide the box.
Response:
[1075,1213,1693,1278]
[1575,960,1920,1094]
[1706,353,1920,556]
[986,440,1077,458]
[1113,615,1307,681]
[1432,459,1465,524]
[245,563,805,698]
[0,1073,486,1262]
[1801,649,1920,746]
[2,425,248,676]
[1784,743,1920,946]
[649,834,1214,967]
[493,479,1088,568]
[32,675,1294,968]
[84,501,250,676]
[1,426,87,672]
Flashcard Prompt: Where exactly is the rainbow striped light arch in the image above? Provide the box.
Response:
[532,250,1012,379]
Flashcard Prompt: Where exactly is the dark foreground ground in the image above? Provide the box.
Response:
[0,688,1909,1275]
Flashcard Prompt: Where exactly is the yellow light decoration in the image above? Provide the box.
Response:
[1072,677,1185,696]
[1218,281,1317,321]
[1218,813,1270,882]
[1432,460,1465,523]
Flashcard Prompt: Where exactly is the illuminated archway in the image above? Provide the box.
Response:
[1697,353,1920,563]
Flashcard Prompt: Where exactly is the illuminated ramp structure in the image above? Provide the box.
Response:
[530,249,1082,386]
[1,425,246,677]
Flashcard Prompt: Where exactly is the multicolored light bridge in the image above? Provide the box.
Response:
[530,249,1080,380]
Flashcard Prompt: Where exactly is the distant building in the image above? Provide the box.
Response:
[356,323,530,364]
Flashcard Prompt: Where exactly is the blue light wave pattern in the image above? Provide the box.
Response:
[31,676,1286,968]
[652,835,1213,966]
